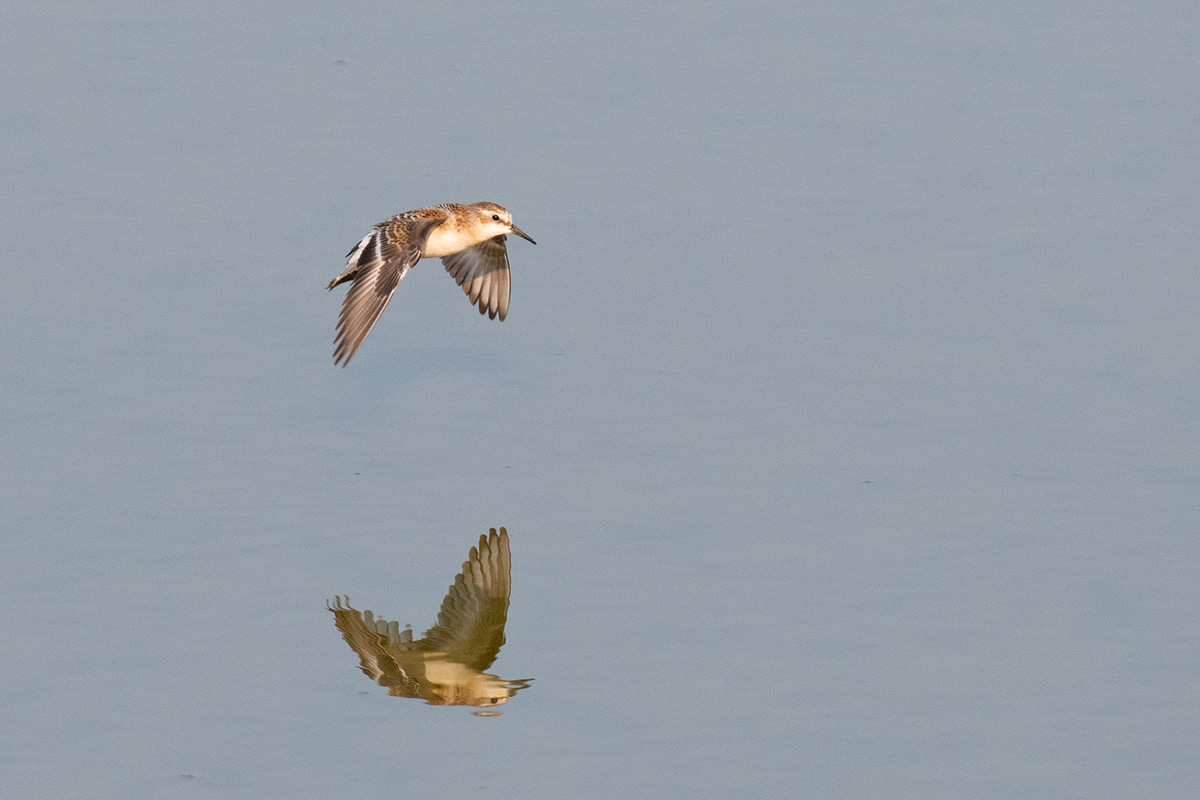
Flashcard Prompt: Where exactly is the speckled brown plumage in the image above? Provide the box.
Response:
[327,202,535,366]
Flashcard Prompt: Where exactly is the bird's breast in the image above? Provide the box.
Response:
[421,225,486,259]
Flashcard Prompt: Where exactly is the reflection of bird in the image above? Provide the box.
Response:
[328,527,531,708]
[327,203,536,366]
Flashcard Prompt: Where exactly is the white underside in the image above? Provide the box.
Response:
[422,225,486,259]
[422,218,510,259]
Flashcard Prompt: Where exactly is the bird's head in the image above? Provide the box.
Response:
[472,202,536,244]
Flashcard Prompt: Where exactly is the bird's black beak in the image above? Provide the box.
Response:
[510,224,536,245]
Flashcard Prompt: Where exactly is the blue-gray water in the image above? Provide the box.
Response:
[2,1,1198,797]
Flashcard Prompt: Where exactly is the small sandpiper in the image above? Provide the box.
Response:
[327,202,536,366]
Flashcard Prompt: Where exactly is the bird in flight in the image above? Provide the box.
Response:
[327,202,536,366]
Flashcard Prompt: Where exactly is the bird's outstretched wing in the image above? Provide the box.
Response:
[332,215,444,366]
[441,235,511,321]
[421,528,512,671]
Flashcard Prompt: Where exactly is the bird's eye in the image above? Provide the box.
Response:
[492,214,500,221]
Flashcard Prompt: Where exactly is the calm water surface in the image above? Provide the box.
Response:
[2,1,1198,798]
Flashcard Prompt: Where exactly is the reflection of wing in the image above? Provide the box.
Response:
[420,527,511,671]
[441,235,511,320]
[327,596,422,697]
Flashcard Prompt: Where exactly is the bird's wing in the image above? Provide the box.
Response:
[333,216,444,366]
[328,597,401,682]
[440,235,511,321]
[421,528,512,671]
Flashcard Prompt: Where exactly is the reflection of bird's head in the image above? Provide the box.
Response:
[421,669,520,707]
